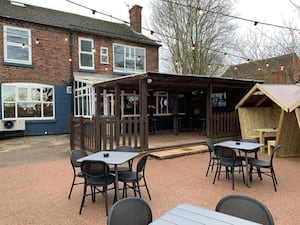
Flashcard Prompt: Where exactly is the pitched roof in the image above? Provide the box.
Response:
[236,83,300,112]
[222,53,299,80]
[0,0,159,46]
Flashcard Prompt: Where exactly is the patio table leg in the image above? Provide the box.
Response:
[114,165,120,201]
[244,152,251,188]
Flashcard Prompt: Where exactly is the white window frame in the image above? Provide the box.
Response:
[113,43,146,73]
[3,25,32,65]
[100,47,109,64]
[1,83,54,120]
[73,80,95,118]
[121,91,140,118]
[154,91,171,115]
[78,37,94,70]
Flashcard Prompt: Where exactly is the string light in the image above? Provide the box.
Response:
[265,62,269,67]
[191,44,196,51]
[280,65,285,71]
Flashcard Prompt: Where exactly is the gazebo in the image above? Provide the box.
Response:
[236,83,300,157]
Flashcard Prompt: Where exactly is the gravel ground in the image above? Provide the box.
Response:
[0,137,299,225]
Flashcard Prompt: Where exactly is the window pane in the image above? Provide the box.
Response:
[7,28,28,44]
[114,45,124,69]
[126,59,134,70]
[7,46,29,61]
[17,103,41,117]
[136,48,145,71]
[43,103,53,117]
[80,53,93,67]
[18,88,28,101]
[43,88,53,102]
[81,40,92,52]
[31,88,41,101]
[4,103,16,118]
[3,86,16,101]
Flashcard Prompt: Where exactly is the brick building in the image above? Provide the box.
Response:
[222,53,300,84]
[0,0,160,136]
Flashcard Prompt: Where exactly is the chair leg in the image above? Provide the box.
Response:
[205,159,211,177]
[143,177,152,200]
[213,164,220,184]
[271,168,278,192]
[79,184,87,214]
[68,175,76,199]
[104,186,108,216]
[231,167,235,190]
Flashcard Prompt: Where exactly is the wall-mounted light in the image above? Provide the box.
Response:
[147,76,152,84]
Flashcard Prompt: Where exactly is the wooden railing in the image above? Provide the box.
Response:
[69,115,146,152]
[208,111,241,138]
[69,111,241,152]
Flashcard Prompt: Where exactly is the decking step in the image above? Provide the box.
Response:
[150,144,208,159]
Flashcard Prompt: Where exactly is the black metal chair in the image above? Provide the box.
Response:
[249,145,281,191]
[110,145,135,173]
[79,160,116,216]
[118,154,151,200]
[205,138,218,177]
[213,146,244,190]
[68,149,87,199]
[107,197,152,225]
[215,194,274,225]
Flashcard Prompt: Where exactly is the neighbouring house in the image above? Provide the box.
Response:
[236,83,300,157]
[0,0,160,137]
[222,53,300,84]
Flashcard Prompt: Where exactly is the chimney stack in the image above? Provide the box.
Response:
[129,5,142,33]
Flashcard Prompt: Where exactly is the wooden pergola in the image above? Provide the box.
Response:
[88,72,259,150]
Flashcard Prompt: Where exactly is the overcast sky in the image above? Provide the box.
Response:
[15,0,299,33]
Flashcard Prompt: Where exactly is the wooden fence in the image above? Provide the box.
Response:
[208,111,240,137]
[69,111,241,152]
[69,115,146,152]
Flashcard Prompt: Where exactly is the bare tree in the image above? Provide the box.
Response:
[149,0,237,76]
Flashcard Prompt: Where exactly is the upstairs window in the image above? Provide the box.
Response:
[113,44,145,73]
[79,37,94,70]
[3,25,32,65]
[100,47,109,64]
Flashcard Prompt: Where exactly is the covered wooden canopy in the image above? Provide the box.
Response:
[236,83,300,157]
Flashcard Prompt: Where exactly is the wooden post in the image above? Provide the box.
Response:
[115,85,120,147]
[206,84,212,137]
[95,115,101,151]
[139,78,148,150]
[79,116,84,149]
[173,94,179,135]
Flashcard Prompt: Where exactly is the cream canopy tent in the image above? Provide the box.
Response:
[236,83,300,157]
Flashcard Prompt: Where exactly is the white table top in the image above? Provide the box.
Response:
[149,203,262,225]
[215,141,263,151]
[77,151,138,165]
